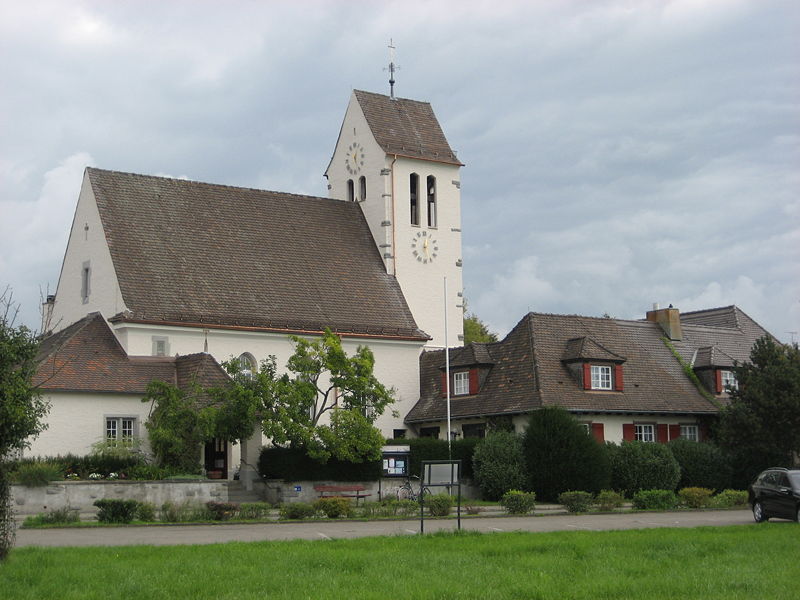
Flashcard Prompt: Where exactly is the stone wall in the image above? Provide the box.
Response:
[263,478,480,504]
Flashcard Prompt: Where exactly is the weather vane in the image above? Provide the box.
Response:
[385,39,399,99]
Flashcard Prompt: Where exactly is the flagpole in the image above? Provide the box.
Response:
[444,276,451,460]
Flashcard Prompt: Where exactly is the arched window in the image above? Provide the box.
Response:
[410,173,419,225]
[238,353,256,378]
[359,176,367,202]
[426,175,437,227]
[347,179,355,202]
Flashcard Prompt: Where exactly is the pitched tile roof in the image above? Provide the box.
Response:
[87,168,426,341]
[407,306,771,424]
[34,312,230,396]
[354,90,462,165]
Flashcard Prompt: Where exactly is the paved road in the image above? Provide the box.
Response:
[15,509,755,547]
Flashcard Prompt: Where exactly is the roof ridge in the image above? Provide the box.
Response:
[354,89,432,106]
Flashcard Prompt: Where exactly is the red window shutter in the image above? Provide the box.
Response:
[668,424,680,441]
[656,423,668,443]
[583,363,591,389]
[622,423,635,441]
[440,372,447,398]
[614,365,624,391]
[714,370,722,394]
[469,369,479,395]
[591,422,605,443]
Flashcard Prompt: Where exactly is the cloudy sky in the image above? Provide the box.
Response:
[1,0,798,342]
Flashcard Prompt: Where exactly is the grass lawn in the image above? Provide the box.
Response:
[2,524,798,599]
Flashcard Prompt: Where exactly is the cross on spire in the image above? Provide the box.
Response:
[387,39,398,99]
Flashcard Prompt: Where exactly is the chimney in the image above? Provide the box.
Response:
[646,304,683,341]
[41,294,55,334]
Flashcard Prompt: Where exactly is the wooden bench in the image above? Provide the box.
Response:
[313,484,372,505]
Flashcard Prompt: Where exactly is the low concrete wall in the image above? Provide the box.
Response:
[264,478,481,504]
[10,480,230,516]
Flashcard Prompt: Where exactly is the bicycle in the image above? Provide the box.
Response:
[395,475,430,502]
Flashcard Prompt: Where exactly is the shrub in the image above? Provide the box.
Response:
[558,491,594,513]
[678,487,713,509]
[160,501,210,522]
[425,494,453,517]
[13,462,63,487]
[360,499,419,518]
[238,502,272,520]
[135,502,156,522]
[500,490,536,515]
[595,489,625,511]
[23,506,80,526]
[472,431,527,500]
[712,489,749,508]
[314,497,354,518]
[608,442,680,495]
[278,502,317,520]
[522,407,610,501]
[631,490,678,510]
[93,499,139,523]
[206,501,240,521]
[668,439,732,492]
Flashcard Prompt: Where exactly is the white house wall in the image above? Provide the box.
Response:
[24,392,152,458]
[50,171,127,332]
[113,321,423,439]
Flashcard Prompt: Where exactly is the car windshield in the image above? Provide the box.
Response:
[789,472,800,488]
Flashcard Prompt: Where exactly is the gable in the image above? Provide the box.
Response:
[87,168,426,340]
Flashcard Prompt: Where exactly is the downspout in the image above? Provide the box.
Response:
[390,154,398,276]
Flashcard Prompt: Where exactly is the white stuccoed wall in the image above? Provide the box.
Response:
[49,171,127,332]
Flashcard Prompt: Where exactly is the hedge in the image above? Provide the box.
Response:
[258,446,381,481]
[667,439,732,492]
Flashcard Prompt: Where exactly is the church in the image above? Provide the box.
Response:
[29,88,464,481]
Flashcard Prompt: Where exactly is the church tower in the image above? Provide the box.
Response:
[325,90,464,348]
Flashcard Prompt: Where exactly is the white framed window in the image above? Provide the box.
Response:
[106,417,136,441]
[590,365,612,390]
[238,353,256,378]
[580,423,591,434]
[720,370,738,391]
[680,424,699,442]
[453,371,469,396]
[635,424,655,442]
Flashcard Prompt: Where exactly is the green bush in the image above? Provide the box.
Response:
[522,407,610,501]
[595,489,625,511]
[135,502,156,521]
[359,499,418,518]
[385,437,479,479]
[558,491,594,513]
[23,506,80,526]
[631,490,678,510]
[500,490,536,515]
[206,501,240,521]
[425,494,453,517]
[259,446,381,481]
[668,439,732,492]
[238,502,272,520]
[608,442,680,495]
[678,487,713,508]
[278,502,317,520]
[93,499,139,523]
[472,431,527,500]
[712,489,749,508]
[314,497,354,518]
[12,462,63,487]
[159,501,210,522]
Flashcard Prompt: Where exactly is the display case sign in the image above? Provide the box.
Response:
[381,445,410,477]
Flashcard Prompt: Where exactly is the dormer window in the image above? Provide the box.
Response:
[720,370,738,391]
[590,365,612,390]
[453,371,469,395]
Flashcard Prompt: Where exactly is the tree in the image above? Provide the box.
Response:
[522,406,610,501]
[0,289,49,560]
[227,329,394,463]
[717,336,800,487]
[463,308,498,345]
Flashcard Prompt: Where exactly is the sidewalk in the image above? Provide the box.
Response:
[14,508,752,548]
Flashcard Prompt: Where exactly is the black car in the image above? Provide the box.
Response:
[749,467,800,522]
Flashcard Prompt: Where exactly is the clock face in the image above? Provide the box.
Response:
[345,142,365,175]
[411,230,438,264]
